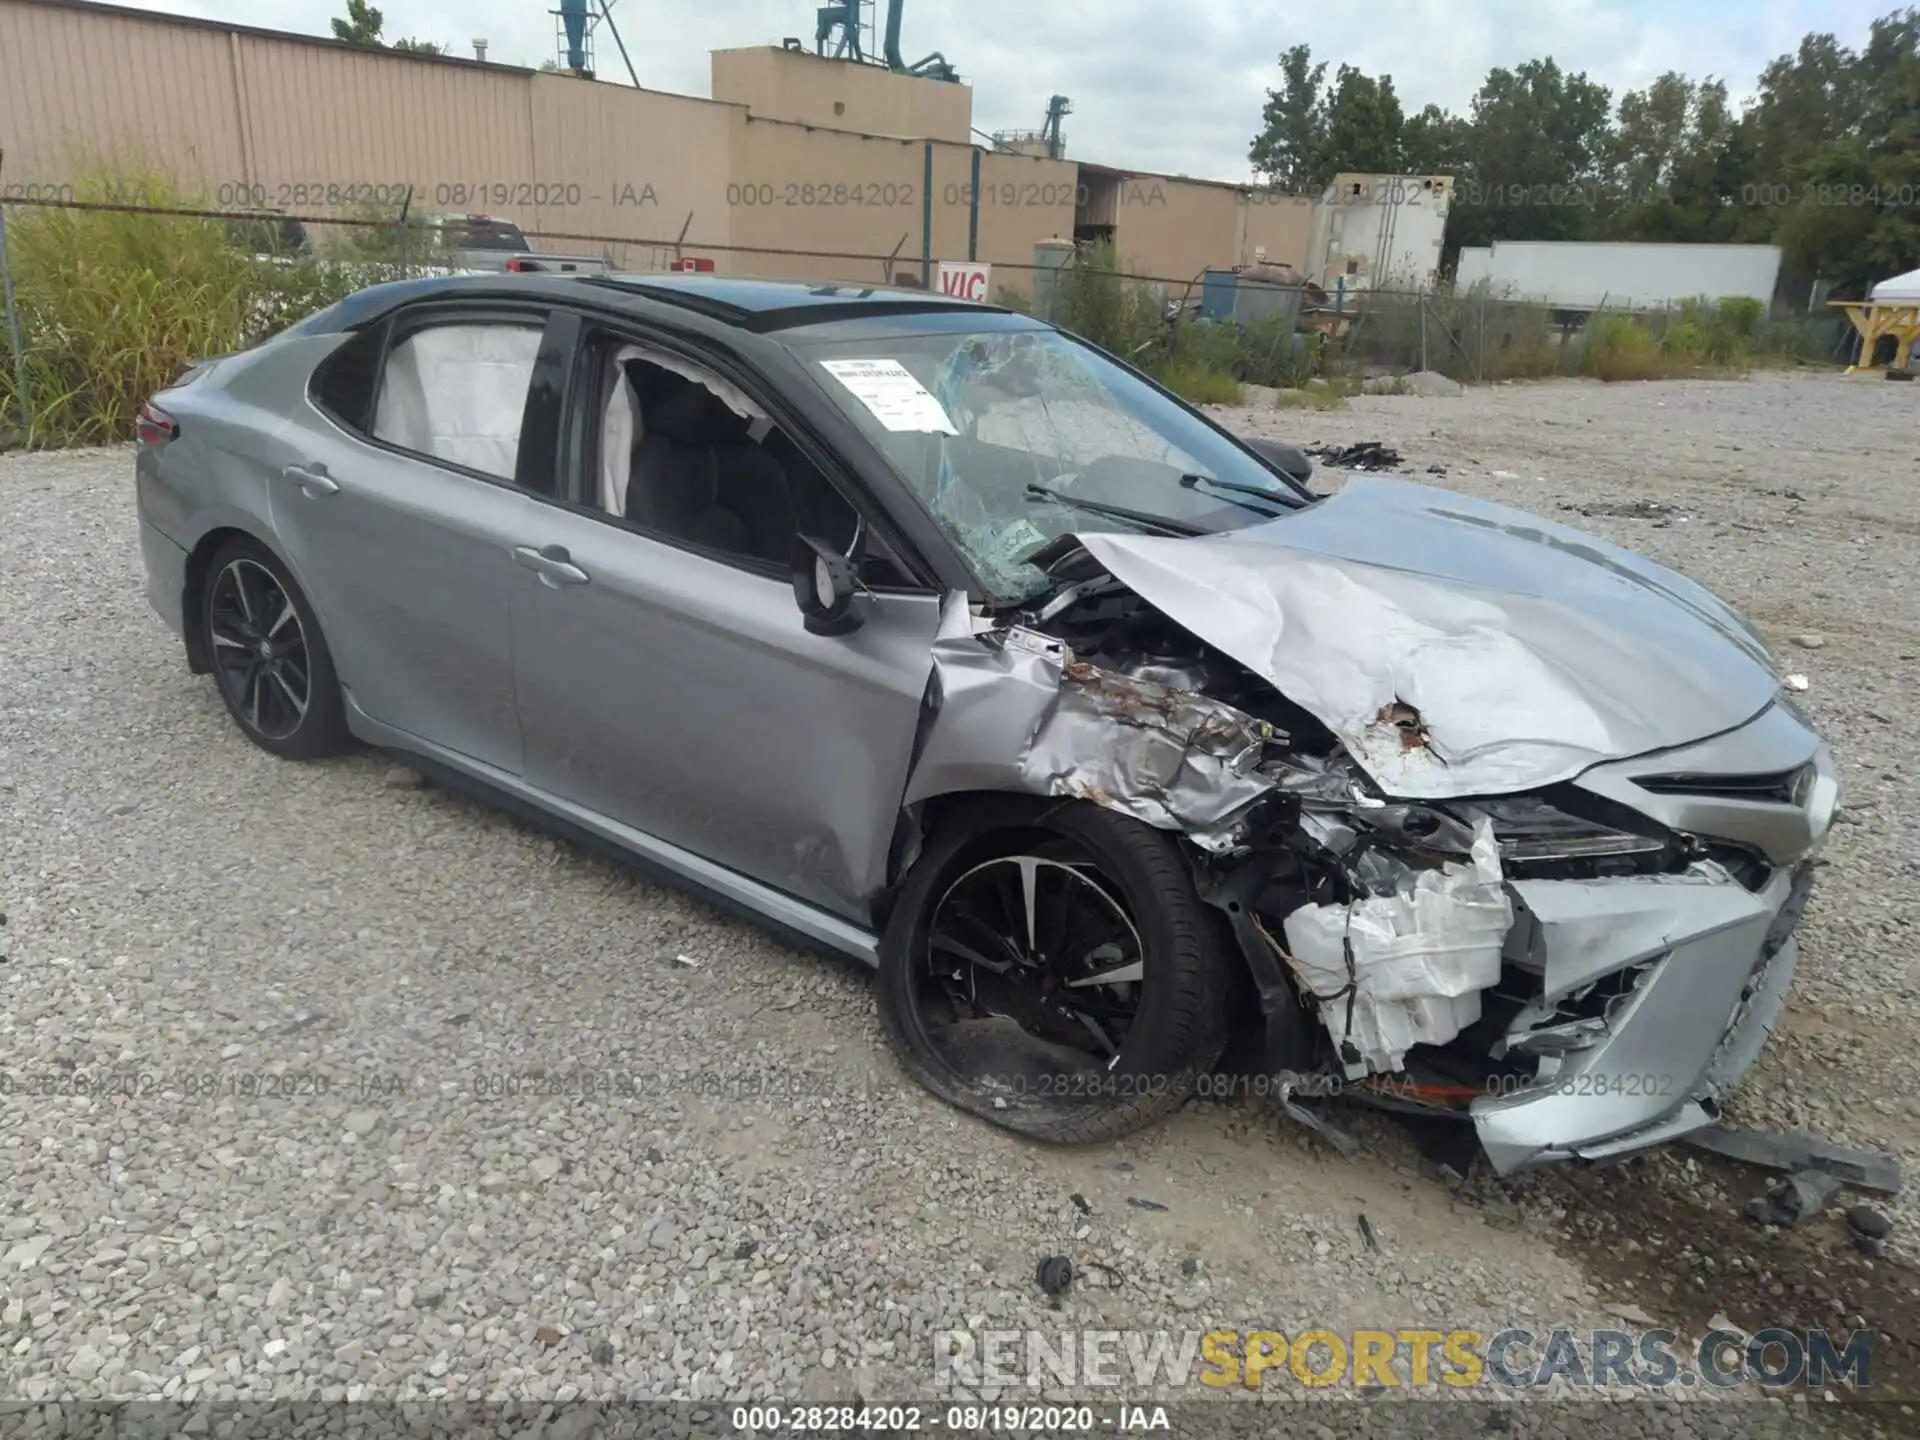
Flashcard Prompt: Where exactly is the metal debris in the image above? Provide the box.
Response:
[1682,1124,1904,1195]
[1034,1255,1074,1296]
[1743,1170,1843,1227]
[1304,441,1403,471]
[1846,1205,1892,1256]
[1125,1197,1170,1212]
[1558,499,1678,520]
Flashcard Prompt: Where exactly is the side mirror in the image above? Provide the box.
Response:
[791,534,864,635]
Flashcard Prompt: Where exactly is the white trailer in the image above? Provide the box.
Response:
[1307,174,1452,293]
[1453,241,1783,314]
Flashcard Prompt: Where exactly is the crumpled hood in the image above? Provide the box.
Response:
[1073,476,1781,798]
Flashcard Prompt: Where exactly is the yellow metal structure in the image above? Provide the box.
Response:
[1831,298,1920,371]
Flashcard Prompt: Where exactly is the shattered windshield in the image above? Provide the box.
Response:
[796,326,1305,602]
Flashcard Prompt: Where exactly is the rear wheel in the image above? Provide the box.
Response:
[200,537,349,760]
[876,799,1235,1142]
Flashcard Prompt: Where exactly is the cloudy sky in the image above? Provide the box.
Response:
[137,0,1895,178]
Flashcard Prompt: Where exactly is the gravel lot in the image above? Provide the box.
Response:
[2,371,1915,1435]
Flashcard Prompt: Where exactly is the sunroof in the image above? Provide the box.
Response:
[593,274,961,313]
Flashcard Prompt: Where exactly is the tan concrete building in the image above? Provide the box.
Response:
[712,44,971,143]
[0,0,1375,296]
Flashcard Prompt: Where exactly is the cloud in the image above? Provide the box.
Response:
[130,0,1902,179]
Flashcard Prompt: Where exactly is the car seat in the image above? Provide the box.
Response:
[626,382,754,555]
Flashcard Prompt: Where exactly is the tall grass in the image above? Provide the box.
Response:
[0,170,407,448]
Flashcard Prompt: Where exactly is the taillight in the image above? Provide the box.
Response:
[505,256,538,273]
[135,401,177,447]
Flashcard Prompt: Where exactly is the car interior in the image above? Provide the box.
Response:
[593,340,910,584]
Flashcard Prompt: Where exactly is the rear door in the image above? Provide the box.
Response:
[275,304,560,773]
[506,319,943,921]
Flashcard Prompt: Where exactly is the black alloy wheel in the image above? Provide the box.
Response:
[199,537,350,760]
[209,557,311,741]
[876,799,1236,1143]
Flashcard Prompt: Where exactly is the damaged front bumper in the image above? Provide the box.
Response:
[1472,858,1812,1172]
[1463,716,1837,1173]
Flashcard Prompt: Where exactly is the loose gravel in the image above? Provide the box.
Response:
[2,370,1916,1436]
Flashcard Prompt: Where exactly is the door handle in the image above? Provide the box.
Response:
[283,463,339,497]
[512,545,591,588]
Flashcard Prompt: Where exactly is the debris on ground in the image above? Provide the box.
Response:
[1782,673,1811,691]
[1304,441,1403,471]
[1357,1214,1379,1252]
[1069,1193,1093,1215]
[1682,1124,1904,1194]
[383,765,427,790]
[733,1239,758,1260]
[1743,1170,1843,1227]
[1425,463,1448,476]
[533,1325,564,1348]
[1846,1205,1892,1255]
[671,953,701,968]
[1034,1255,1074,1296]
[1791,633,1827,649]
[1125,1197,1170,1212]
[1558,499,1679,520]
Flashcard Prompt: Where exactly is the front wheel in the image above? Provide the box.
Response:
[876,798,1236,1142]
[200,537,350,760]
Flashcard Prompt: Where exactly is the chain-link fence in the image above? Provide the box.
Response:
[0,187,1854,449]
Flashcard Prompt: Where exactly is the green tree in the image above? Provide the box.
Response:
[329,0,385,46]
[1249,44,1328,193]
[1316,65,1405,183]
[1449,59,1614,250]
[1401,103,1472,176]
[393,38,446,55]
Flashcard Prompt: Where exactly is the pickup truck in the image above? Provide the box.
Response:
[425,214,612,275]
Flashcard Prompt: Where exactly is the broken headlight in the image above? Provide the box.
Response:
[1454,795,1678,878]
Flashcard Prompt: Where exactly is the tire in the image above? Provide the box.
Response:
[876,797,1236,1143]
[199,536,350,760]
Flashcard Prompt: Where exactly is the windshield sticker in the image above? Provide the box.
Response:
[820,359,959,435]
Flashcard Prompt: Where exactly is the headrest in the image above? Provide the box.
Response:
[645,381,742,444]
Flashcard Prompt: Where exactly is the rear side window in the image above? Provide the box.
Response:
[310,325,386,430]
[371,323,543,479]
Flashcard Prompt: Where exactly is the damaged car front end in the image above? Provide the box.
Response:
[894,489,1836,1173]
[809,324,1837,1175]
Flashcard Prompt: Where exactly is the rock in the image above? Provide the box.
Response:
[1365,370,1463,397]
[1240,384,1281,409]
[262,1338,288,1359]
[383,766,427,790]
[535,1325,564,1348]
[530,1155,564,1183]
[1791,633,1827,649]
[4,1236,51,1269]
[67,1346,106,1379]
[343,1110,379,1137]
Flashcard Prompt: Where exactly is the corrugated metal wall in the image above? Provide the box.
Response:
[0,0,1318,283]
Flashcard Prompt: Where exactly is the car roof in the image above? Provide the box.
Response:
[588,274,1007,332]
[294,271,1009,338]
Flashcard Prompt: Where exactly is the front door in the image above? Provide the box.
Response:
[506,327,942,920]
[510,513,941,920]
